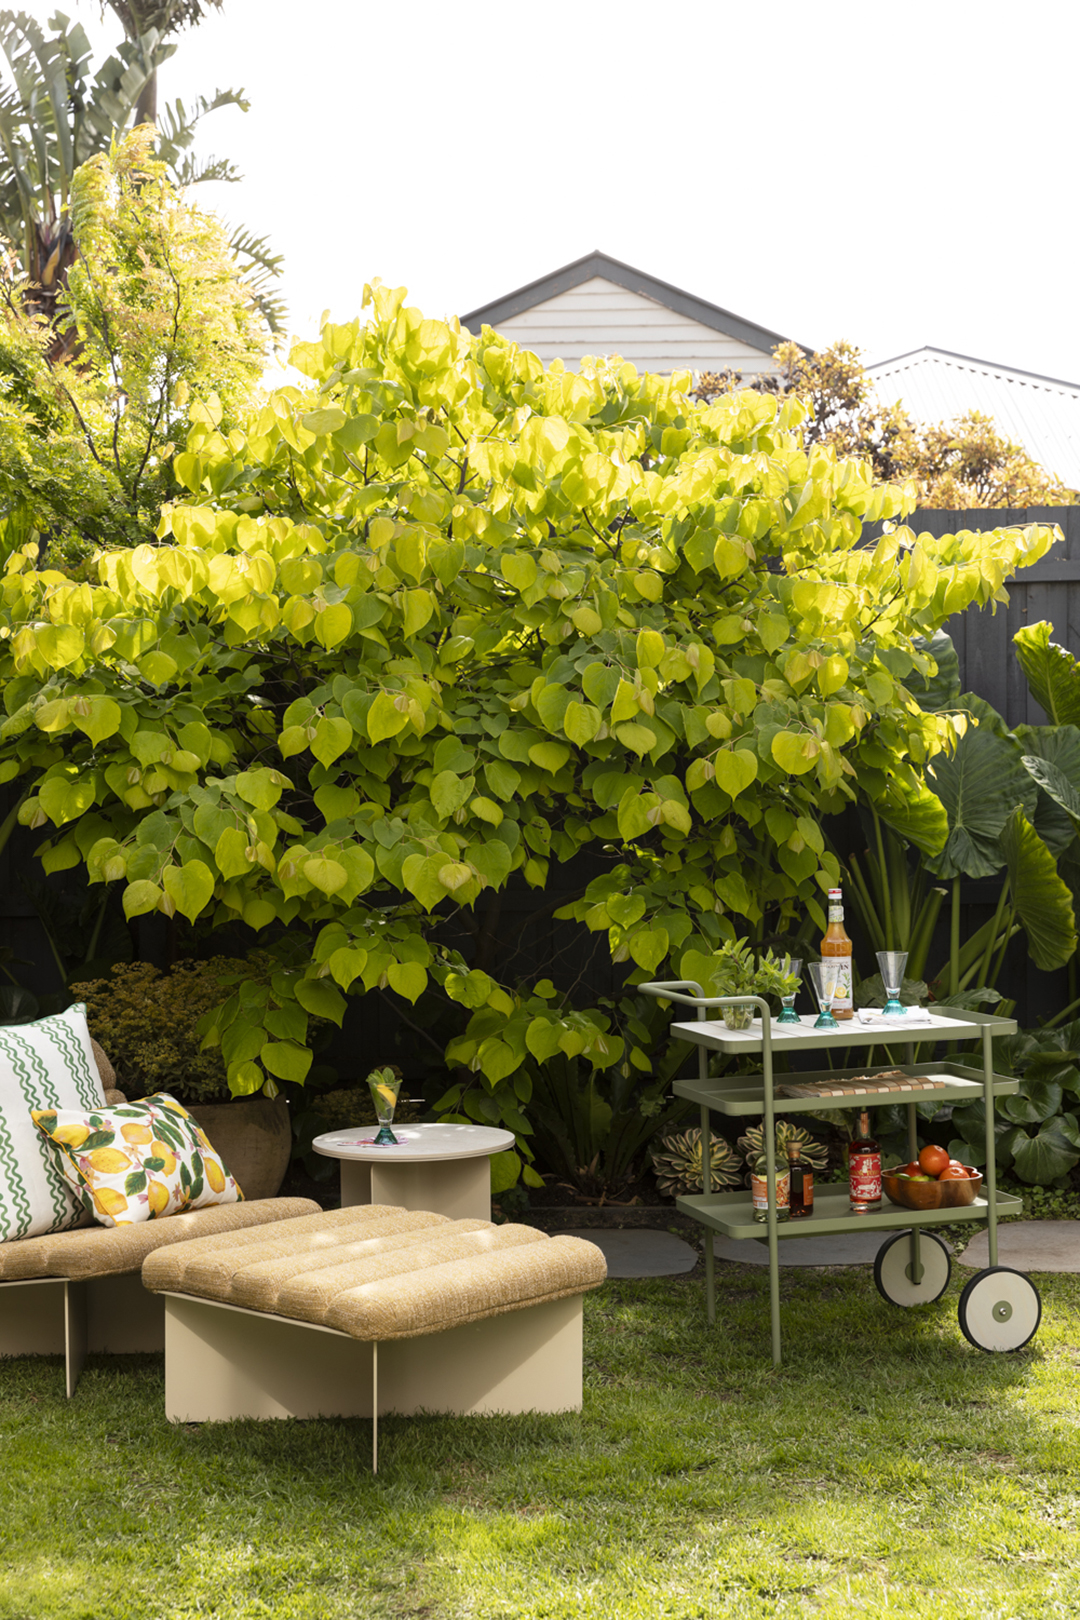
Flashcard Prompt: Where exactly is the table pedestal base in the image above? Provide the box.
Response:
[340,1155,492,1220]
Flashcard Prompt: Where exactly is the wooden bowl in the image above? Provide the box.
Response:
[882,1167,983,1210]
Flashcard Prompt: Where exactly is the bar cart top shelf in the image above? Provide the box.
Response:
[670,1007,1017,1055]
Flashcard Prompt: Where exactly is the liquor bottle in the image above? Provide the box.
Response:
[822,886,854,1020]
[787,1142,813,1219]
[849,1110,881,1213]
[750,1154,790,1223]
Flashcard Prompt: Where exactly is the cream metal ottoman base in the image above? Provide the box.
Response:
[163,1290,582,1467]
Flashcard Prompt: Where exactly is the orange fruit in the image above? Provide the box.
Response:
[918,1144,951,1177]
[937,1165,967,1180]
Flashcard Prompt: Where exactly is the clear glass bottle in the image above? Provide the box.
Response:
[751,1153,790,1223]
[787,1142,813,1219]
[822,886,854,1020]
[849,1109,881,1213]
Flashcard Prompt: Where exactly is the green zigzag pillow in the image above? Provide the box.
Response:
[0,1003,107,1242]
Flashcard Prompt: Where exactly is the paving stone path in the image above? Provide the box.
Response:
[957,1220,1080,1272]
[555,1228,698,1278]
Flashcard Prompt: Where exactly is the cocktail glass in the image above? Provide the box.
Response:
[776,958,803,1025]
[808,959,841,1030]
[876,950,909,1018]
[368,1069,403,1146]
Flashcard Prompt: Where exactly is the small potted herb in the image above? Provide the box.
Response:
[706,940,801,1030]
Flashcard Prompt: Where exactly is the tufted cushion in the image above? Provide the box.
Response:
[0,1197,321,1282]
[142,1205,608,1341]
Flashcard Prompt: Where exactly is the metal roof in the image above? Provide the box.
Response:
[461,251,803,358]
[865,346,1080,489]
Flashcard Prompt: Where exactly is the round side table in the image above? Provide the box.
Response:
[312,1122,515,1221]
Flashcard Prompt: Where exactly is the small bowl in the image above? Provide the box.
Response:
[882,1167,983,1210]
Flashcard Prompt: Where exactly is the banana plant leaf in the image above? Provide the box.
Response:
[999,806,1077,971]
[924,726,1036,879]
[1013,621,1080,726]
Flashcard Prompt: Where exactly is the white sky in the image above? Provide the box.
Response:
[11,0,1080,382]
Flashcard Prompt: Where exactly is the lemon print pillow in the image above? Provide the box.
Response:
[32,1093,243,1226]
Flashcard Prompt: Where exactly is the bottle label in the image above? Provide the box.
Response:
[794,1167,813,1209]
[849,1150,881,1204]
[751,1169,790,1214]
[829,957,853,1012]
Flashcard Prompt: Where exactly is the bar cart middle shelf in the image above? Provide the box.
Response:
[638,984,1039,1364]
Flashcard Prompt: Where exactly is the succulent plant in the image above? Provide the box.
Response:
[651,1127,742,1198]
[737,1121,829,1171]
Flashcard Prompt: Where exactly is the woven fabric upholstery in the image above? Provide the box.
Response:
[0,1197,321,1282]
[141,1205,608,1341]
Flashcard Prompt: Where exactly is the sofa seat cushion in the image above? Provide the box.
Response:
[142,1205,608,1341]
[0,1197,321,1282]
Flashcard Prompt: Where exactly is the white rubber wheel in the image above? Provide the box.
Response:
[957,1267,1042,1352]
[873,1230,951,1307]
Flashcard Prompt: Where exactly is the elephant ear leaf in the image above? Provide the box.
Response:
[904,630,961,712]
[999,806,1077,971]
[1013,621,1080,726]
[1021,753,1080,856]
[1003,1114,1080,1185]
[924,727,1033,879]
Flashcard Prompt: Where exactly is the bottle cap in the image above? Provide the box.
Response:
[827,888,843,900]
[787,1143,800,1160]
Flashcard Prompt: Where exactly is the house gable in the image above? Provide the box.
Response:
[461,252,795,377]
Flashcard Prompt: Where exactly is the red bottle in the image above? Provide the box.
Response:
[849,1110,881,1213]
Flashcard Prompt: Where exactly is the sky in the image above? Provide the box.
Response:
[10,0,1080,382]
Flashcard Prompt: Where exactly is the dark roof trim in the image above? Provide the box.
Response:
[461,250,801,357]
[868,344,1080,394]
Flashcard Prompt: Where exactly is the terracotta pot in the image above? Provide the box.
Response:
[189,1094,292,1202]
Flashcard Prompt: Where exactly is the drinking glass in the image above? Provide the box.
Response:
[808,959,840,1030]
[776,958,803,1025]
[367,1069,403,1146]
[876,950,909,1018]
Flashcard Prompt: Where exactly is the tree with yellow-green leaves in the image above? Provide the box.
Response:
[0,127,267,566]
[695,341,1077,509]
[0,285,1060,1183]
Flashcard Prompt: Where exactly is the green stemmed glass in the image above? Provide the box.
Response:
[776,958,803,1025]
[367,1068,403,1146]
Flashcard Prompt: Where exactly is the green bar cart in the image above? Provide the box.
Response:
[638,983,1040,1363]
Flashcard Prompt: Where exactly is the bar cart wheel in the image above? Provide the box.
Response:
[957,1267,1041,1352]
[873,1230,951,1307]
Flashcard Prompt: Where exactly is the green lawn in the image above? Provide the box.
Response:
[1,1256,1079,1620]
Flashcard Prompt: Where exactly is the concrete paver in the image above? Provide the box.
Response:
[957,1220,1080,1272]
[555,1228,698,1278]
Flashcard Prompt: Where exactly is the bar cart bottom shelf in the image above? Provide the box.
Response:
[675,1187,1024,1239]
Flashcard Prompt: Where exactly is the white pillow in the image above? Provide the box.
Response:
[0,1003,107,1241]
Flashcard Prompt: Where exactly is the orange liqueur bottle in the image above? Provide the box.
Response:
[822,886,853,1019]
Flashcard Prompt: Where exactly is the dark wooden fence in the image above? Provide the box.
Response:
[914,505,1080,724]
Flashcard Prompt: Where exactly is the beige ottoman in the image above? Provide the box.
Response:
[0,1199,321,1396]
[142,1205,608,1468]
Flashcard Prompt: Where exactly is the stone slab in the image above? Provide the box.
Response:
[554,1228,698,1278]
[711,1231,886,1267]
[957,1220,1080,1272]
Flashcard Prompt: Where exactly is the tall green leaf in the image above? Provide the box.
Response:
[999,806,1077,971]
[1013,621,1080,726]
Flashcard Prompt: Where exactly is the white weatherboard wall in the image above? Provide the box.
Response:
[866,348,1080,490]
[487,276,780,378]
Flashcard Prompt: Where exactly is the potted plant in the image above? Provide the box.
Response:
[69,957,301,1200]
[705,940,801,1029]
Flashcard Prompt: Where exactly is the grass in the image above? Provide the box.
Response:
[2,1256,1080,1620]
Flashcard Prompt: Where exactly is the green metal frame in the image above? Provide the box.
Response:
[639,982,1019,1364]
